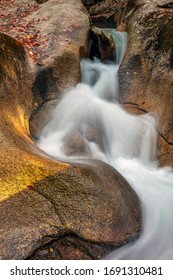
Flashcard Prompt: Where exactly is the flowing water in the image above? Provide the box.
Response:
[38,31,173,259]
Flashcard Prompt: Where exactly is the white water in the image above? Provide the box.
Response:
[38,31,173,259]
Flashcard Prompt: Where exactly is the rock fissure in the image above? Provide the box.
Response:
[32,188,68,230]
[28,230,117,260]
[58,236,96,260]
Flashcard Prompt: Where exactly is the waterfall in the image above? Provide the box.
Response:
[38,31,173,259]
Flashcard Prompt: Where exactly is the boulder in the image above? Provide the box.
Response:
[89,26,116,61]
[119,0,173,167]
[28,0,90,134]
[23,163,142,260]
[0,158,142,259]
[64,131,92,157]
[0,0,90,135]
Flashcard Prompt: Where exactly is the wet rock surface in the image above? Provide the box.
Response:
[89,26,116,61]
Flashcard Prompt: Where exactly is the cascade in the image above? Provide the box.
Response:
[38,30,173,259]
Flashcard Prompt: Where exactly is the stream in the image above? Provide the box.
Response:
[37,30,173,260]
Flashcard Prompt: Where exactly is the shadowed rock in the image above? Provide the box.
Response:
[89,26,116,61]
[83,0,129,28]
[158,0,173,8]
[36,0,49,3]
